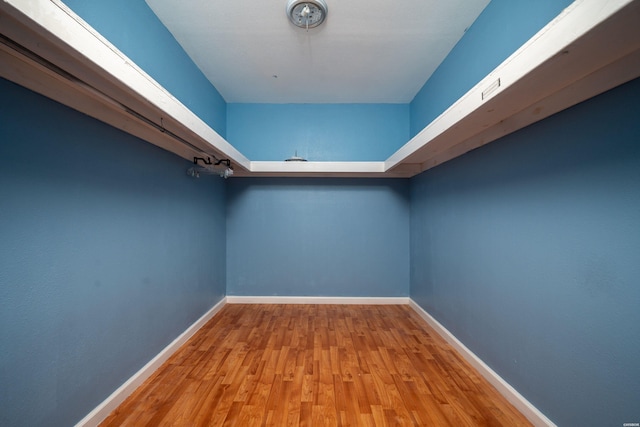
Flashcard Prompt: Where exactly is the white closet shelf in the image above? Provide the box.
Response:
[1,0,639,178]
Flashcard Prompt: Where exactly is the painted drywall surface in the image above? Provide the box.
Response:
[226,178,410,296]
[410,78,640,426]
[0,79,226,427]
[410,0,573,137]
[61,0,227,136]
[227,104,410,161]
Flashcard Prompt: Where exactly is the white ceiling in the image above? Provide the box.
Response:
[145,0,490,104]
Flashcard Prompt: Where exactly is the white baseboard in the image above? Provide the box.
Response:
[225,295,410,305]
[408,299,556,427]
[75,297,227,427]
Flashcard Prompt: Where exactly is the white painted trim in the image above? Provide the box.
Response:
[75,297,227,427]
[251,161,385,174]
[234,161,416,178]
[408,299,556,427]
[239,161,415,178]
[226,296,410,305]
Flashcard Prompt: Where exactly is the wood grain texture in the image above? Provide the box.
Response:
[101,304,532,426]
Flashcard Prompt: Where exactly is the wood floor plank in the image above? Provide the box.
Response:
[100,304,532,426]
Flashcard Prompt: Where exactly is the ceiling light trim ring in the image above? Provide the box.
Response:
[286,0,328,29]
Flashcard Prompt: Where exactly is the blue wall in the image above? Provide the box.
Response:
[226,178,410,297]
[5,1,638,426]
[410,78,640,426]
[61,0,227,136]
[227,104,409,161]
[0,78,227,426]
[410,0,573,137]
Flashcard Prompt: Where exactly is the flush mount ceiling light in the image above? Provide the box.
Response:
[286,0,328,29]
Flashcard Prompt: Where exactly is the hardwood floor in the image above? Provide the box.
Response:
[101,304,532,426]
